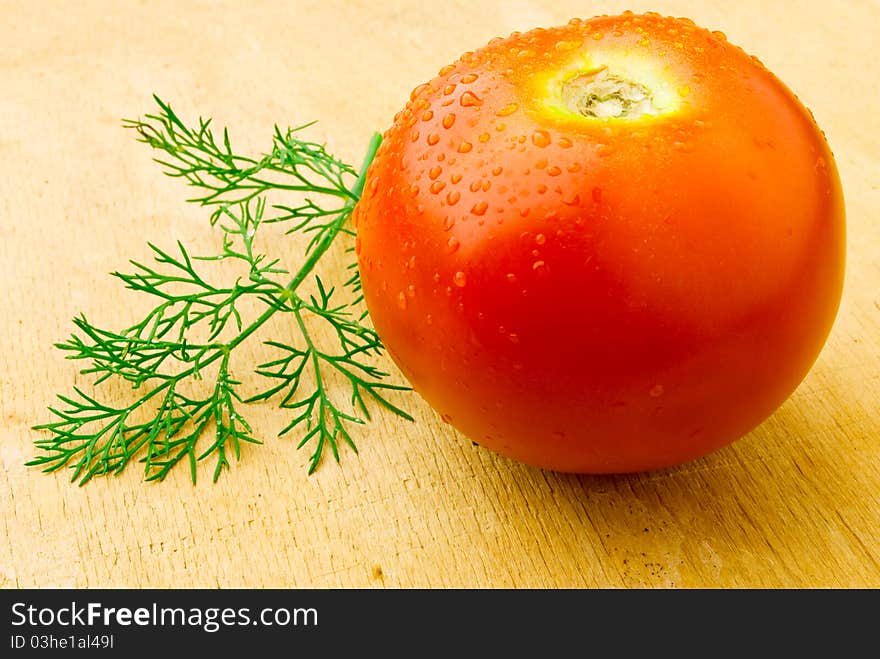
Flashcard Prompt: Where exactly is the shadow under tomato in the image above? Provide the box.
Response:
[465,368,877,587]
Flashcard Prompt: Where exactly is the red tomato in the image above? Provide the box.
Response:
[354,13,845,473]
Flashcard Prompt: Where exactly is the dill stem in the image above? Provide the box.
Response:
[279,132,381,297]
[157,131,382,388]
[226,131,382,350]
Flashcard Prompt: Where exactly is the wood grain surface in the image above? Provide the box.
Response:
[1,0,878,588]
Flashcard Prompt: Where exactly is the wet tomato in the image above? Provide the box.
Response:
[354,13,845,473]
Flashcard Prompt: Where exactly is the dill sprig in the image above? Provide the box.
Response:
[31,96,411,484]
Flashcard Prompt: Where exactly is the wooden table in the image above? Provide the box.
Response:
[2,0,878,588]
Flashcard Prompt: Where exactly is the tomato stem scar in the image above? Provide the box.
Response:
[562,67,660,119]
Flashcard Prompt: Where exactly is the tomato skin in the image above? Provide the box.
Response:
[355,13,845,472]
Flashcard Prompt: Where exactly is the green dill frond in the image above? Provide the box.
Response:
[31,97,409,484]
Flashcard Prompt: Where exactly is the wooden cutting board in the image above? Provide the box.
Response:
[1,0,877,588]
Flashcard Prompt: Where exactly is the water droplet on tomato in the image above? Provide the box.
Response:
[532,260,546,273]
[421,110,434,122]
[397,292,408,310]
[450,173,462,184]
[429,166,442,180]
[446,190,461,206]
[430,180,446,194]
[453,271,467,287]
[531,130,551,148]
[495,103,519,117]
[470,201,488,216]
[442,113,456,129]
[546,166,561,176]
[427,133,440,146]
[446,236,460,253]
[457,141,473,153]
[460,73,478,84]
[460,91,482,107]
[554,39,583,51]
[478,132,491,143]
[410,82,430,101]
[650,384,665,397]
[492,166,503,176]
[535,233,546,245]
